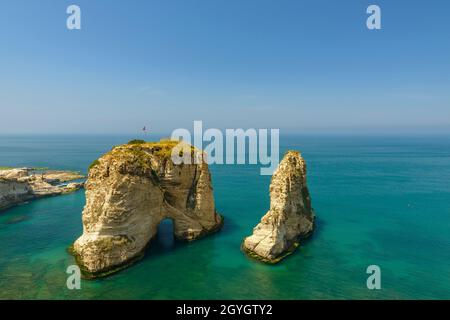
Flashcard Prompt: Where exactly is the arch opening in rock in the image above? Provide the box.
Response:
[155,218,175,250]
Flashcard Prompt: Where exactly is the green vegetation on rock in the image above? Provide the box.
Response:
[88,160,100,171]
[127,139,146,145]
[112,139,185,160]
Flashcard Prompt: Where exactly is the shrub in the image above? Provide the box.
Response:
[89,159,100,171]
[127,139,146,145]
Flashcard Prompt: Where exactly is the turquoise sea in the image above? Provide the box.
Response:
[0,134,449,299]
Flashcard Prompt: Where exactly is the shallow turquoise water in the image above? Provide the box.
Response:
[0,135,449,299]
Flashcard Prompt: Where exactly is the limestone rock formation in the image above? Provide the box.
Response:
[72,140,223,277]
[242,151,315,263]
[0,168,84,211]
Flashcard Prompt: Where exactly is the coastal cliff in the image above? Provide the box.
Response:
[72,140,223,278]
[0,168,84,211]
[242,151,315,263]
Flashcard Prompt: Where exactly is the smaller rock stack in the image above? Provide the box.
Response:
[242,151,315,263]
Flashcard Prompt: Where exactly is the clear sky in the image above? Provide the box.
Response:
[1,0,449,134]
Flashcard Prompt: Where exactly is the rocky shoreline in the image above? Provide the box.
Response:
[0,167,85,212]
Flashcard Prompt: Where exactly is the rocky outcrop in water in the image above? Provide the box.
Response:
[0,168,84,211]
[72,140,223,278]
[242,151,315,263]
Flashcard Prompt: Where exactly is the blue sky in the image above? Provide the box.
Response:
[0,0,449,134]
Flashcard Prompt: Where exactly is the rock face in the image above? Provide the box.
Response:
[0,168,84,211]
[72,140,223,277]
[242,151,315,263]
